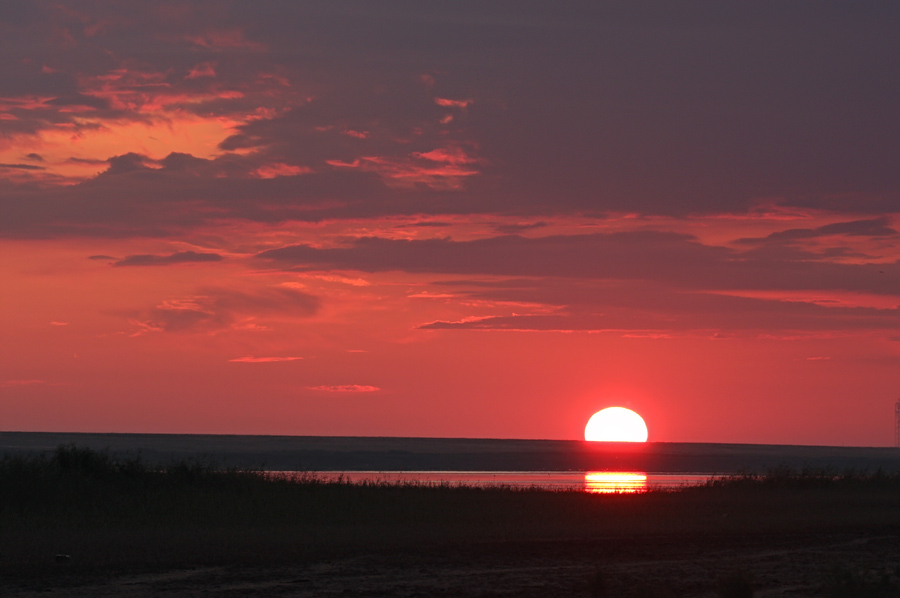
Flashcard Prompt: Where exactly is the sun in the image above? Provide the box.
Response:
[584,407,648,442]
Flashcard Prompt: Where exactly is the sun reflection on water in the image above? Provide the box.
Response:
[584,471,648,494]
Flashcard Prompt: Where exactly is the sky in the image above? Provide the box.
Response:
[2,1,899,446]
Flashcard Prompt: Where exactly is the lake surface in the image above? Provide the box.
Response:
[296,471,713,493]
[3,432,899,474]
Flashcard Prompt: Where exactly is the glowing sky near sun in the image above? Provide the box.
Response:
[1,2,899,446]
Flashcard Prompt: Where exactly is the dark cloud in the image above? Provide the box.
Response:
[737,217,899,245]
[104,153,157,176]
[0,0,898,239]
[256,232,716,278]
[416,278,900,334]
[418,306,900,334]
[87,254,116,260]
[66,157,108,165]
[818,218,899,237]
[0,163,45,171]
[396,222,453,228]
[45,93,110,110]
[112,251,224,267]
[492,222,547,234]
[256,232,900,296]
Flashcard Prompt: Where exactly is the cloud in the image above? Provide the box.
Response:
[256,231,900,334]
[254,232,714,277]
[255,231,900,296]
[397,221,452,228]
[186,62,217,79]
[417,306,900,335]
[128,286,320,333]
[418,272,900,334]
[228,356,304,363]
[112,251,224,267]
[0,0,898,241]
[185,28,266,51]
[326,150,480,190]
[308,385,380,392]
[45,93,111,110]
[1,379,48,387]
[0,163,45,171]
[251,163,313,179]
[736,217,899,245]
[434,98,472,109]
[493,222,548,234]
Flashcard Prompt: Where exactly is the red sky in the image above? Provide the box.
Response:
[2,2,899,446]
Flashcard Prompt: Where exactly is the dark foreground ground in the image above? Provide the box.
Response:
[5,531,900,597]
[3,447,900,597]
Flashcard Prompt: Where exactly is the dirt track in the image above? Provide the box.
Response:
[6,531,899,597]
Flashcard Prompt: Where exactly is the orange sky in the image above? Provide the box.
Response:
[2,2,899,445]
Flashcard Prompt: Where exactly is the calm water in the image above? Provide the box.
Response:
[295,471,713,493]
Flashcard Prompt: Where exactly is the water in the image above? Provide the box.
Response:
[293,471,713,493]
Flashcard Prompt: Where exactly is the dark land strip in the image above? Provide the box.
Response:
[5,532,900,597]
[2,431,900,472]
[4,444,900,596]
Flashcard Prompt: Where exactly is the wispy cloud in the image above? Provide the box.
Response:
[736,217,899,245]
[434,98,472,109]
[308,385,380,393]
[228,356,303,363]
[112,251,224,267]
[255,232,900,297]
[127,286,320,334]
[1,379,49,387]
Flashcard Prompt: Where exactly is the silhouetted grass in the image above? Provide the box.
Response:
[704,466,900,491]
[3,446,900,583]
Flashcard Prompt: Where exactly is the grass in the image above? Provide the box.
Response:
[3,446,900,585]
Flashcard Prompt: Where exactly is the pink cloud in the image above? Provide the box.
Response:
[229,356,304,363]
[186,62,217,79]
[325,159,360,168]
[325,155,479,189]
[412,147,479,165]
[356,155,479,190]
[435,98,472,109]
[252,163,313,179]
[409,292,456,299]
[308,385,380,393]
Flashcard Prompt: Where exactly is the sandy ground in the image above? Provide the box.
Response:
[5,531,899,597]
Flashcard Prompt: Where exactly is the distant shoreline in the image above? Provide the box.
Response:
[2,431,899,473]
